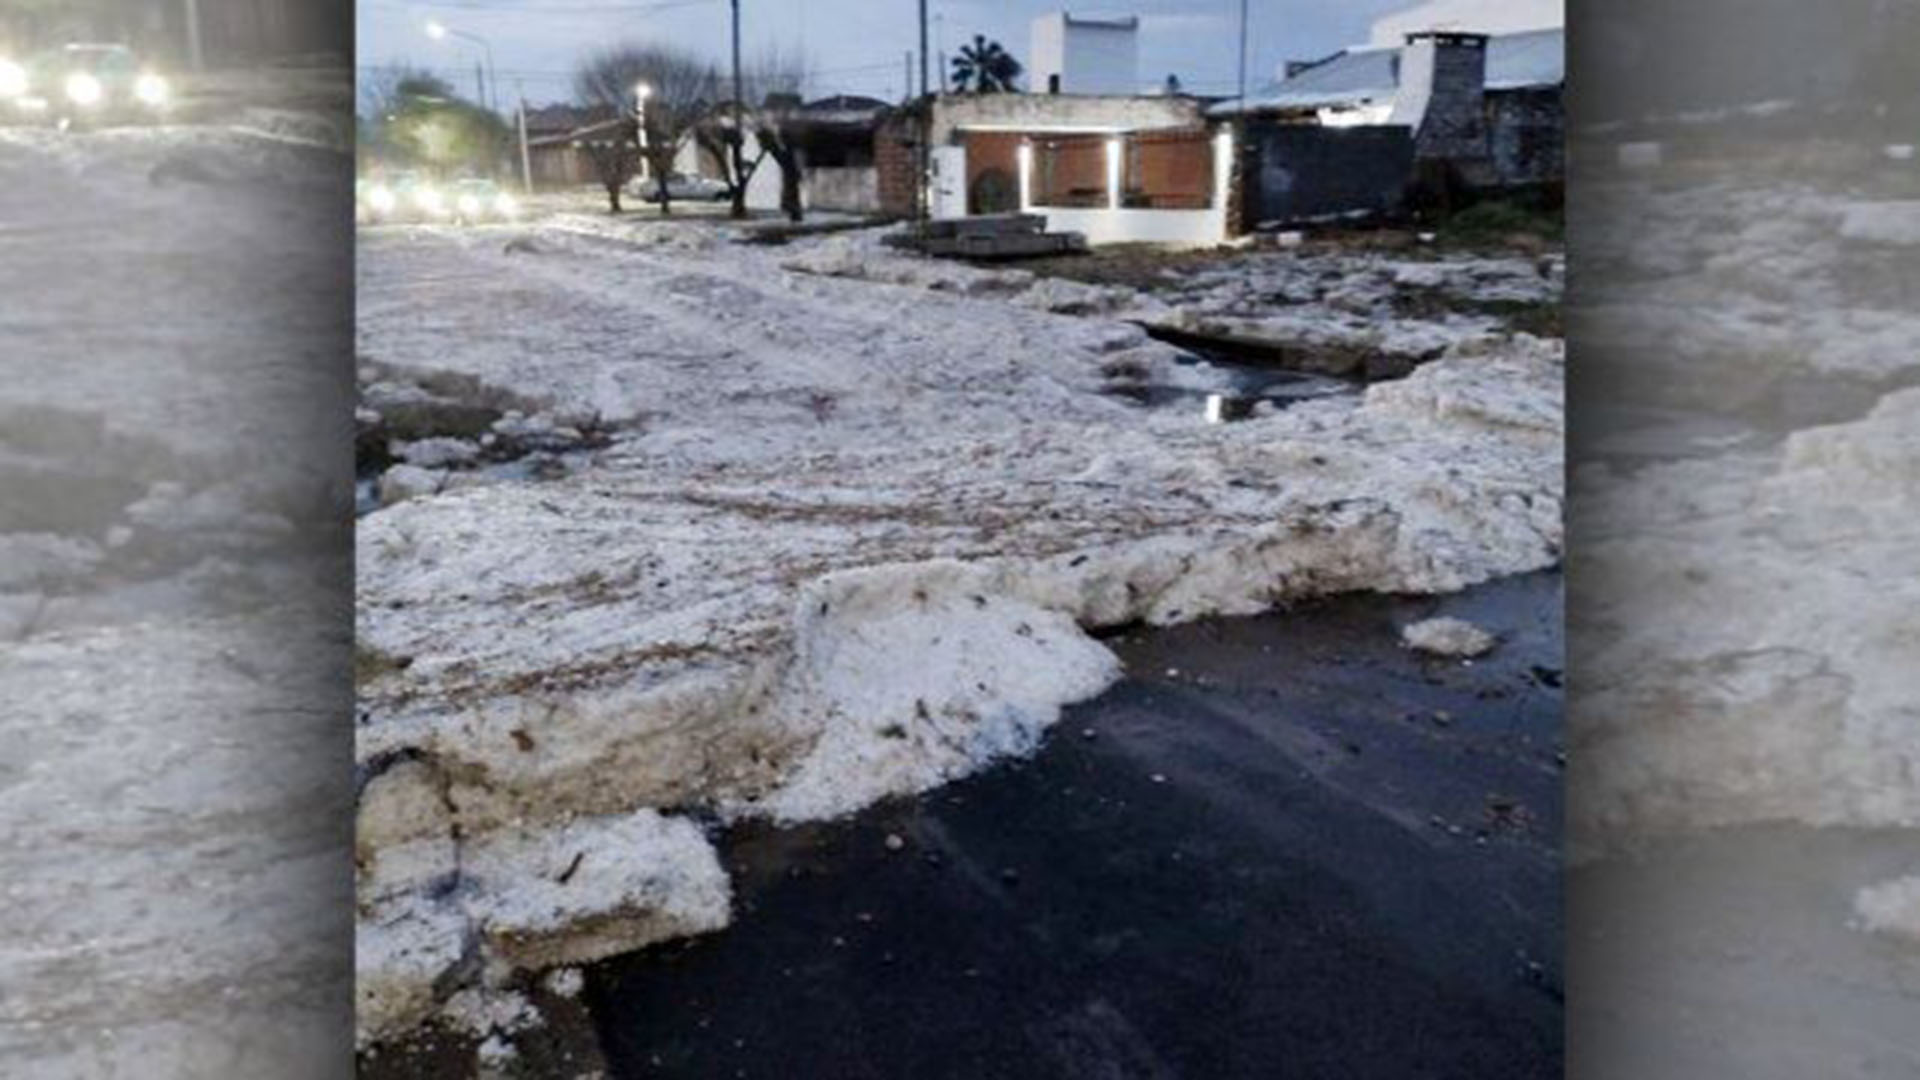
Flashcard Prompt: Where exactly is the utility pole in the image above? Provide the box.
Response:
[903,51,912,104]
[730,0,747,219]
[1237,0,1250,104]
[517,86,534,195]
[918,0,930,230]
[182,0,204,72]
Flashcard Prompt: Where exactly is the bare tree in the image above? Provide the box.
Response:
[574,113,639,214]
[575,44,717,215]
[750,49,810,223]
[698,48,810,223]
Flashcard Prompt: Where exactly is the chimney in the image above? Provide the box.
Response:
[1388,32,1490,164]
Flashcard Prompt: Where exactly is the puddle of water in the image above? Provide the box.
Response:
[356,451,600,517]
[1107,351,1357,422]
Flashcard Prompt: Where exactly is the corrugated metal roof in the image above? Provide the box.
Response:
[1213,27,1562,115]
[1484,27,1565,90]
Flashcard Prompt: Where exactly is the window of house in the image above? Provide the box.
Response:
[1121,130,1215,210]
[1030,135,1110,209]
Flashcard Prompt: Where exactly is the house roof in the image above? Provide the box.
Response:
[804,94,890,114]
[527,112,628,149]
[1213,26,1563,115]
[524,103,610,134]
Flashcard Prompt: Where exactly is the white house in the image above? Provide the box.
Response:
[1029,13,1141,95]
[1368,0,1563,47]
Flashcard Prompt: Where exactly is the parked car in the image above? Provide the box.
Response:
[450,178,520,224]
[360,173,448,224]
[1,43,172,128]
[632,172,731,203]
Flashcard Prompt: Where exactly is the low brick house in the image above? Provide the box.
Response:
[877,92,1234,248]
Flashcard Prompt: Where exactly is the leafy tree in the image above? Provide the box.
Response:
[950,35,1021,94]
[362,70,511,179]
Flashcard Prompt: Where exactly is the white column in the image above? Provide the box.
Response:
[1212,128,1235,242]
[1017,143,1033,211]
[1106,137,1123,210]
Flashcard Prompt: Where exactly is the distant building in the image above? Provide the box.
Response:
[524,104,622,188]
[1029,14,1140,95]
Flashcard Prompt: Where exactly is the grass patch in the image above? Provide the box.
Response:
[1440,200,1565,245]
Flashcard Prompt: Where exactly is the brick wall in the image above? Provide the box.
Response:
[874,111,921,219]
[1412,33,1491,165]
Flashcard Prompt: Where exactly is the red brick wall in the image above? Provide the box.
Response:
[875,113,921,219]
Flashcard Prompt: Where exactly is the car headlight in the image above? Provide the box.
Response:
[0,61,27,99]
[135,73,169,106]
[415,188,447,215]
[65,72,102,107]
[495,194,518,217]
[457,195,482,217]
[368,186,397,214]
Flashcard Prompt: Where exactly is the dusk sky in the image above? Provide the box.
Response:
[357,0,1411,107]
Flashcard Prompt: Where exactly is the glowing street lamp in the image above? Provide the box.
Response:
[635,82,653,182]
[423,20,497,112]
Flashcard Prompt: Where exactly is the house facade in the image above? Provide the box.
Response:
[878,92,1233,248]
[1216,25,1564,227]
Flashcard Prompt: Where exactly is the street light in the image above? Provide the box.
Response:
[634,83,653,184]
[423,20,497,113]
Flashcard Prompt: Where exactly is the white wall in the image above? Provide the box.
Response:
[1028,13,1140,95]
[1017,130,1233,249]
[932,93,1203,145]
[804,167,879,214]
[1030,15,1066,92]
[671,133,779,210]
[1370,0,1563,46]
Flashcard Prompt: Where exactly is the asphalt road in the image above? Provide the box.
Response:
[581,572,1564,1080]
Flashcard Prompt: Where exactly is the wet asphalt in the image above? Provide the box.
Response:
[583,572,1564,1080]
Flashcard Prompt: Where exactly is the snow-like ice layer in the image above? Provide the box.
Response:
[1573,390,1920,848]
[355,807,728,1048]
[1570,170,1920,854]
[356,215,1565,1039]
[462,809,731,971]
[1401,616,1496,658]
[781,227,1562,371]
[0,89,355,1078]
[757,563,1124,822]
[1575,177,1920,383]
[1852,875,1920,945]
[1,615,351,1076]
